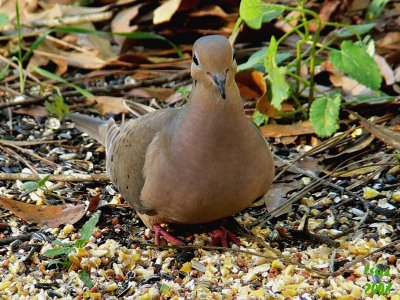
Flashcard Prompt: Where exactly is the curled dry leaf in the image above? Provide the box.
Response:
[260,121,315,138]
[86,96,131,115]
[0,196,86,227]
[236,70,266,99]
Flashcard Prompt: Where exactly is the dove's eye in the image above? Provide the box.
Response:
[193,53,199,66]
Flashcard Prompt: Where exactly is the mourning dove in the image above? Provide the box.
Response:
[70,35,274,246]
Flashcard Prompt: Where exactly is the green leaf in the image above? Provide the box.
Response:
[310,95,341,138]
[34,67,94,98]
[47,259,68,268]
[45,91,70,120]
[252,110,268,126]
[75,213,100,248]
[334,23,375,38]
[22,30,52,62]
[22,181,39,193]
[160,283,170,294]
[329,41,382,90]
[394,153,400,162]
[52,239,74,247]
[37,175,50,188]
[0,13,8,28]
[55,26,182,58]
[79,270,94,288]
[264,37,289,110]
[366,0,389,20]
[44,246,74,258]
[239,0,283,29]
[0,64,9,81]
[237,47,292,72]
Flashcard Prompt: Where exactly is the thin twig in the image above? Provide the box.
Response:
[0,145,38,174]
[0,173,109,182]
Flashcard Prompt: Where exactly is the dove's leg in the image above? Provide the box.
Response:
[209,228,241,247]
[153,224,184,246]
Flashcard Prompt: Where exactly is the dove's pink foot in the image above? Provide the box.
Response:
[153,224,184,246]
[210,228,241,247]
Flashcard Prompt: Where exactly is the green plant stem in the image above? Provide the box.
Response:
[286,71,309,85]
[295,40,302,96]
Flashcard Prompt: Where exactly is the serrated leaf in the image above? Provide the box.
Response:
[22,181,39,193]
[329,41,382,90]
[76,212,100,247]
[239,0,283,29]
[334,23,375,38]
[310,95,341,138]
[44,246,74,258]
[78,270,93,288]
[264,37,289,110]
[47,259,67,268]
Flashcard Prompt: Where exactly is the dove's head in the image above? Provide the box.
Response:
[191,35,236,100]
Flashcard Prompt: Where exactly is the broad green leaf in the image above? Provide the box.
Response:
[55,26,182,58]
[329,41,382,90]
[334,23,375,38]
[237,47,292,72]
[366,0,389,20]
[75,212,100,248]
[310,95,341,138]
[239,0,283,29]
[22,181,39,192]
[0,64,9,81]
[34,67,94,98]
[264,37,289,110]
[252,110,268,126]
[79,270,94,288]
[0,13,8,28]
[44,246,74,257]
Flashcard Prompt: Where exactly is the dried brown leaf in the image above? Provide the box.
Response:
[0,196,86,227]
[13,106,49,117]
[353,112,400,150]
[374,54,395,86]
[86,96,130,115]
[260,121,315,138]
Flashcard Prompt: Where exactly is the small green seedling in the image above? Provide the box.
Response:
[44,212,100,288]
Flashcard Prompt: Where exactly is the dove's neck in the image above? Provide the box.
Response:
[171,80,250,152]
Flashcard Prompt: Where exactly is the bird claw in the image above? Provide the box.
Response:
[209,228,241,247]
[153,224,184,247]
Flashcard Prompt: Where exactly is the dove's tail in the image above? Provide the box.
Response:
[69,113,109,145]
